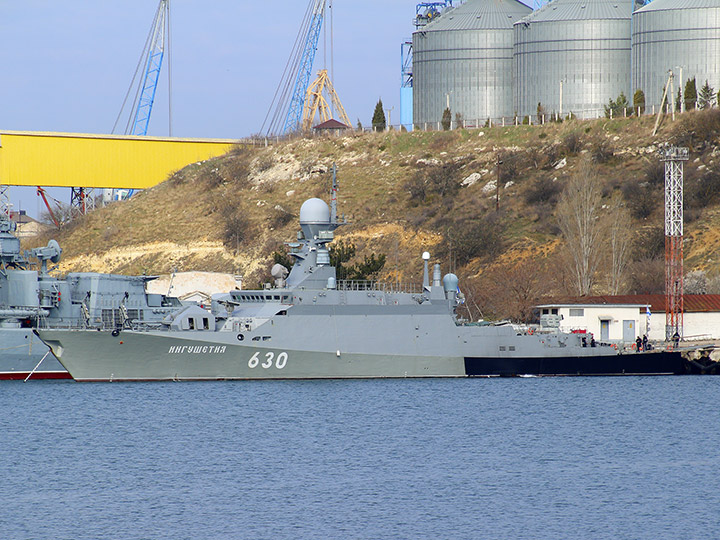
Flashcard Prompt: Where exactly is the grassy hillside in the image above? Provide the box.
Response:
[26,109,720,321]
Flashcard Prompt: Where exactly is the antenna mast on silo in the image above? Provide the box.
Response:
[658,144,688,344]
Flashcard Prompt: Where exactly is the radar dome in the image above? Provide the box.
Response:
[299,198,331,225]
[271,264,289,279]
[443,273,459,293]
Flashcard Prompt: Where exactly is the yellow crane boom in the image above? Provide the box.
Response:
[301,69,352,131]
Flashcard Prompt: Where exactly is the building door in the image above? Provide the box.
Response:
[623,320,635,343]
[601,320,609,341]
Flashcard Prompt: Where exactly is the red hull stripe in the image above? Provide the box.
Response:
[0,371,72,381]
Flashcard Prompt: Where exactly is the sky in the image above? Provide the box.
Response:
[0,0,426,216]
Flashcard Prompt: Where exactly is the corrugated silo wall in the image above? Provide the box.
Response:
[413,28,515,128]
[514,19,632,119]
[632,7,720,110]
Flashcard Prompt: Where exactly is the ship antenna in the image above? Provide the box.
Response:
[331,162,338,224]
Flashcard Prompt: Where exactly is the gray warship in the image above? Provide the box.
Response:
[0,214,181,380]
[36,180,687,381]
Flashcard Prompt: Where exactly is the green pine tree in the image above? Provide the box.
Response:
[698,80,715,109]
[684,78,697,111]
[372,99,386,132]
[633,89,645,114]
[604,92,630,118]
[441,107,452,130]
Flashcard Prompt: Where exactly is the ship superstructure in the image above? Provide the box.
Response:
[0,214,181,379]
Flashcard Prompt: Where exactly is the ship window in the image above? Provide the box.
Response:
[569,308,584,317]
[499,346,506,351]
[252,336,261,341]
[203,318,210,330]
[274,295,280,301]
[542,309,549,315]
[262,336,271,341]
[278,310,287,316]
[552,309,558,315]
[188,318,195,330]
[509,346,516,351]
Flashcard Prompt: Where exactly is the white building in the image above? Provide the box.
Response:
[537,295,720,344]
[146,272,242,304]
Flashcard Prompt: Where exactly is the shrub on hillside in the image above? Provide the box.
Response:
[644,161,665,186]
[621,180,658,219]
[672,108,720,149]
[687,167,720,209]
[445,214,506,266]
[524,176,562,205]
[562,132,583,155]
[632,226,665,261]
[404,161,464,204]
[591,139,614,164]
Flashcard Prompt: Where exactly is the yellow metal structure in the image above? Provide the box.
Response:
[301,70,352,131]
[0,131,239,189]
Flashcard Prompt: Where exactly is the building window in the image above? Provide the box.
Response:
[569,308,584,317]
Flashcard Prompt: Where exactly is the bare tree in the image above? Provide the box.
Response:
[472,259,555,322]
[556,162,604,296]
[685,270,708,294]
[606,200,632,295]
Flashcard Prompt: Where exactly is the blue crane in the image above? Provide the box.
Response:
[113,0,171,137]
[132,0,170,136]
[282,0,326,134]
[263,0,330,135]
[109,0,171,202]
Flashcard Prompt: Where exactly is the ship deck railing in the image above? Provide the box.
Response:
[337,280,422,294]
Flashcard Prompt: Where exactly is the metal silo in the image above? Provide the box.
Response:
[514,0,639,120]
[633,0,720,111]
[413,0,532,128]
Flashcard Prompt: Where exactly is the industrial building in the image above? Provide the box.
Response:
[632,0,720,111]
[408,0,720,126]
[412,0,532,127]
[514,0,639,119]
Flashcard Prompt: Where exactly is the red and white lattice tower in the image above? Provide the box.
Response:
[659,145,689,342]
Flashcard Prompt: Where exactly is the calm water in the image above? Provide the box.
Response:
[1,377,719,540]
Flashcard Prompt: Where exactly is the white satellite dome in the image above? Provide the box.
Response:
[299,198,331,224]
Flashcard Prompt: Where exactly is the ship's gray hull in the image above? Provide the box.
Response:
[0,328,70,380]
[39,329,466,381]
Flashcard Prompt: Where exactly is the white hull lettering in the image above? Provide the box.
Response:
[168,345,227,354]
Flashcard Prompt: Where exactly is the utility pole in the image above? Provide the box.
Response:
[653,70,675,136]
[496,154,503,211]
[385,106,394,130]
[679,66,684,113]
[658,144,689,345]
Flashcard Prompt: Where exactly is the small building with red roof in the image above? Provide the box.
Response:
[536,295,720,344]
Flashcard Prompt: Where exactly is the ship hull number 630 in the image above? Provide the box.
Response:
[248,351,288,369]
